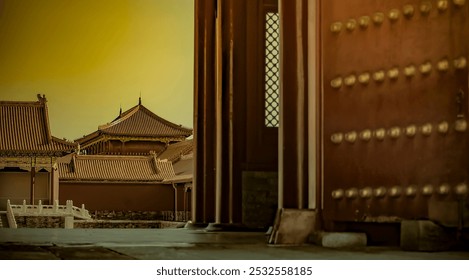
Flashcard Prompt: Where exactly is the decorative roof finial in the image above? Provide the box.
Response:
[37,93,47,103]
[139,92,142,105]
[119,104,122,116]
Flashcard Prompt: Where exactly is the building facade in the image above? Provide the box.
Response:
[76,98,192,156]
[58,141,193,221]
[64,99,194,220]
[0,95,77,210]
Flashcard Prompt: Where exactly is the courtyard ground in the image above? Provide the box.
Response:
[1,228,469,260]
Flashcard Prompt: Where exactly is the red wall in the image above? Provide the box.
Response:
[59,182,178,211]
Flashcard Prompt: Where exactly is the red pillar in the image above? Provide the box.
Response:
[278,0,310,209]
[30,166,36,205]
[193,0,248,226]
[193,0,217,224]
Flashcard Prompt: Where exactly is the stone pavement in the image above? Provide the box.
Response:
[1,228,469,260]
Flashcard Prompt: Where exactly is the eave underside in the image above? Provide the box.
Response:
[79,135,187,149]
[0,155,58,171]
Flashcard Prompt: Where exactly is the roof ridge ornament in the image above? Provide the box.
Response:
[37,94,47,103]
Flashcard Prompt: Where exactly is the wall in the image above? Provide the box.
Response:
[14,216,185,228]
[15,216,64,228]
[59,182,178,212]
[242,171,278,229]
[0,171,49,210]
[74,220,184,229]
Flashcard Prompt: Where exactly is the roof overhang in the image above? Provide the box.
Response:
[58,179,166,184]
[162,175,193,184]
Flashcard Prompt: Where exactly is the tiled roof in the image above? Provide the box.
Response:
[161,152,193,184]
[0,95,77,155]
[157,139,194,162]
[77,104,192,143]
[162,161,192,184]
[172,153,193,176]
[58,154,176,182]
[155,159,175,178]
[58,139,194,183]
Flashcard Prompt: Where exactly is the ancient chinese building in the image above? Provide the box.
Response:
[75,98,192,156]
[159,139,194,219]
[0,95,77,210]
[58,140,194,220]
[65,99,194,219]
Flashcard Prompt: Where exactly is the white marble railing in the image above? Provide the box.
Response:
[9,200,92,220]
[6,200,18,228]
[161,210,191,222]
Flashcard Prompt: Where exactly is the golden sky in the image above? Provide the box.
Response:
[0,0,194,140]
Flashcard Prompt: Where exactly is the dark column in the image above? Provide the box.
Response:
[193,0,248,226]
[278,0,310,209]
[193,0,216,224]
[51,164,60,203]
[216,0,247,225]
[49,169,53,204]
[223,0,247,224]
[30,166,36,205]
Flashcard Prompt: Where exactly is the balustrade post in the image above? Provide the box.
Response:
[64,200,74,229]
[6,199,18,229]
[38,200,42,214]
[80,204,86,217]
[66,200,72,214]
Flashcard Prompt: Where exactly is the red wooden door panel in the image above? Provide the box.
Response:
[321,0,468,222]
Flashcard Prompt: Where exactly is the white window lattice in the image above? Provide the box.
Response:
[264,12,280,128]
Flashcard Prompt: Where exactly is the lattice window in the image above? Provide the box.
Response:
[264,12,280,128]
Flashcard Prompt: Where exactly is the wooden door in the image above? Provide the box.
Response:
[321,0,468,222]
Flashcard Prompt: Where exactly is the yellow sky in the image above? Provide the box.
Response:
[0,0,194,140]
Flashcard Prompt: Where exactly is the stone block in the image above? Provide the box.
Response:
[400,220,455,251]
[64,216,74,229]
[184,221,208,230]
[268,208,317,244]
[428,200,469,228]
[310,231,367,248]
